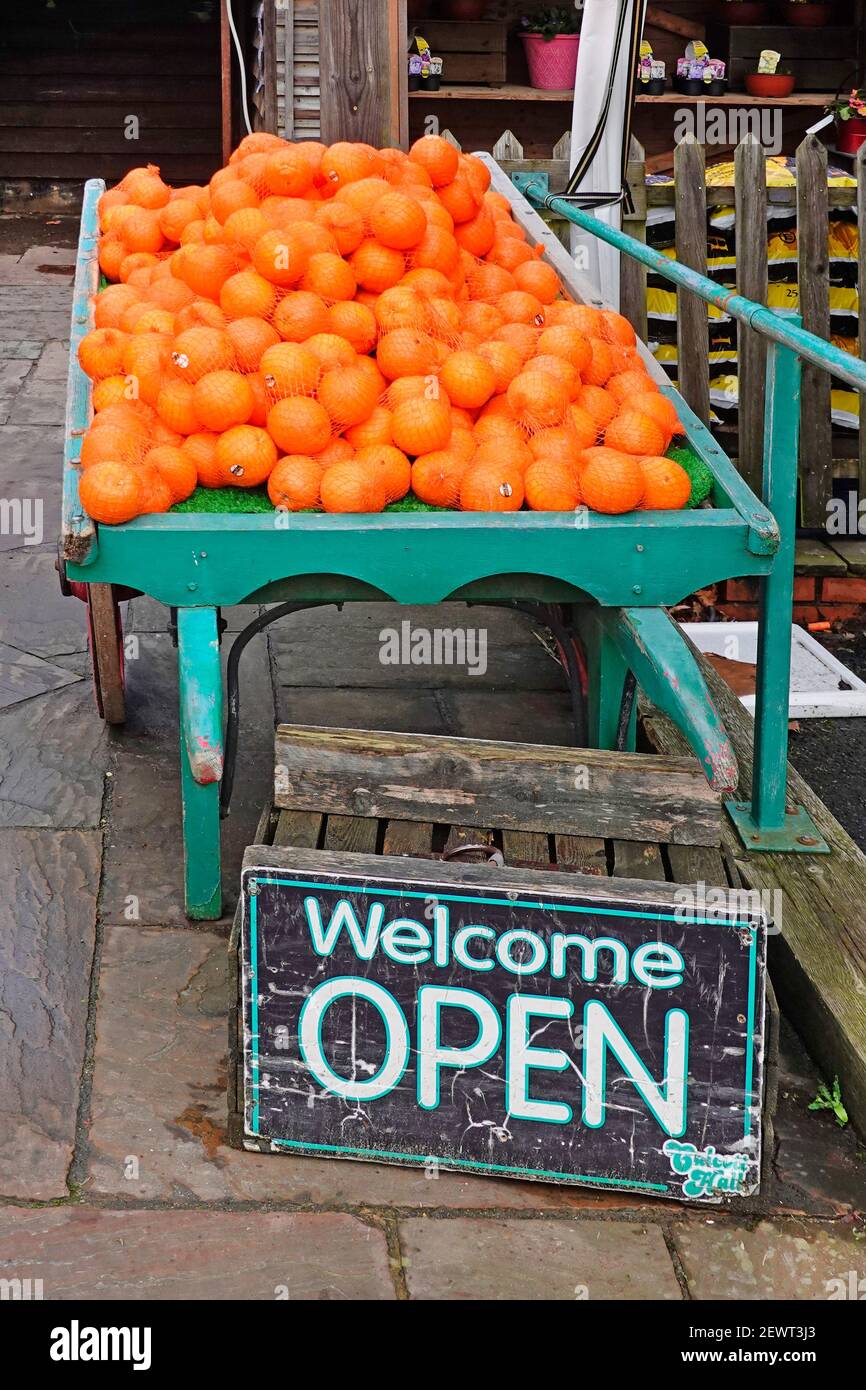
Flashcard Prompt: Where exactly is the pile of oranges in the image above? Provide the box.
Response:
[75,134,692,524]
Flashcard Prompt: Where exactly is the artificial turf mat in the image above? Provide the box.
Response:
[169,443,713,517]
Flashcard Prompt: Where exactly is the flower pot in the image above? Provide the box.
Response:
[837,115,866,154]
[520,33,580,91]
[744,72,796,97]
[723,2,769,21]
[777,2,835,26]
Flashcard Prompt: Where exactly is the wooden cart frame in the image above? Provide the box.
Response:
[60,155,849,918]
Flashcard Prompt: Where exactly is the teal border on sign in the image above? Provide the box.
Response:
[244,875,760,1184]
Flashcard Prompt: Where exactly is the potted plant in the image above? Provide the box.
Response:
[777,1,835,25]
[828,87,866,154]
[723,2,770,22]
[745,67,796,97]
[519,8,581,91]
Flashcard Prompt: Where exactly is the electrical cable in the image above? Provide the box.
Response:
[226,0,253,136]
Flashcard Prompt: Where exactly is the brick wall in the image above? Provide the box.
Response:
[708,575,866,627]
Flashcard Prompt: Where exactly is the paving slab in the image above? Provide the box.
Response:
[87,923,646,1212]
[27,338,69,385]
[672,1219,866,1300]
[7,375,67,426]
[0,360,32,399]
[0,676,108,828]
[399,1216,682,1300]
[0,340,43,361]
[0,641,80,712]
[0,424,64,554]
[99,634,273,927]
[0,829,100,1200]
[0,312,70,341]
[0,549,88,660]
[270,603,564,690]
[0,1207,395,1300]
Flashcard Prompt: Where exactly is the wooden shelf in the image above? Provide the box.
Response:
[409,84,836,108]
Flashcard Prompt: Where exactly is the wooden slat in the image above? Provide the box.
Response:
[501,830,550,868]
[273,808,323,848]
[674,133,710,425]
[734,134,768,501]
[284,0,296,138]
[0,128,218,154]
[382,820,435,856]
[554,834,608,876]
[322,814,378,853]
[273,725,722,846]
[0,104,219,129]
[262,0,278,135]
[666,843,728,887]
[797,135,832,528]
[611,841,666,881]
[319,0,400,147]
[620,137,648,341]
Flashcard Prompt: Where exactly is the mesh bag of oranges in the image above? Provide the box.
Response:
[76,136,694,524]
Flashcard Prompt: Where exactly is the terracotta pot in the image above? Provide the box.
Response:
[777,2,835,26]
[837,115,866,154]
[723,2,770,21]
[521,33,580,91]
[744,72,796,97]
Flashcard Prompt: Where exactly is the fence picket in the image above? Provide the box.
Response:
[796,135,832,527]
[620,136,648,340]
[674,134,710,424]
[734,134,768,500]
[858,142,866,503]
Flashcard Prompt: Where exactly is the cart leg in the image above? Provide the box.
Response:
[575,608,635,751]
[177,607,224,918]
[726,337,829,852]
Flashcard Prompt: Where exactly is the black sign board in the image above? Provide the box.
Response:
[241,848,766,1201]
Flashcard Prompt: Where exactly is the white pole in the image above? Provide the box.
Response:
[569,0,645,309]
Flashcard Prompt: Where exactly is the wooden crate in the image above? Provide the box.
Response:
[226,723,778,1199]
[419,20,508,85]
[705,22,861,93]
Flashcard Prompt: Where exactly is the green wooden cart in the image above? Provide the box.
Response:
[61,155,849,920]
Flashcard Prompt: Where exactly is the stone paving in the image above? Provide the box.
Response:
[0,240,864,1301]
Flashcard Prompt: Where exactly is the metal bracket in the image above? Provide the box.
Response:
[511,171,549,198]
[725,801,831,854]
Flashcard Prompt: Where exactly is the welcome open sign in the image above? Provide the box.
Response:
[240,848,767,1201]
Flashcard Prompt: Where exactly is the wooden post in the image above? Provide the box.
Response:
[319,0,405,148]
[734,133,768,499]
[796,135,832,528]
[620,136,648,342]
[261,0,278,134]
[220,0,232,165]
[674,134,710,424]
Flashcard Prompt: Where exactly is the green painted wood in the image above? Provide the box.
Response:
[67,507,769,610]
[593,606,739,795]
[750,338,802,832]
[61,176,103,567]
[177,607,223,920]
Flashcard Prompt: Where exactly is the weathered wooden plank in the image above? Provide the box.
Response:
[666,842,728,887]
[382,820,435,856]
[620,137,648,342]
[261,0,278,135]
[734,134,768,500]
[642,653,866,1140]
[319,0,400,147]
[797,135,832,528]
[253,801,280,846]
[554,834,608,876]
[501,829,550,868]
[283,0,295,138]
[273,725,722,846]
[674,134,710,425]
[322,814,378,853]
[273,808,323,849]
[612,841,666,881]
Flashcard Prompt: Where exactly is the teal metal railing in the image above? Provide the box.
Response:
[521,183,853,852]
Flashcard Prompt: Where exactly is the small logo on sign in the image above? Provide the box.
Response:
[662,1140,750,1199]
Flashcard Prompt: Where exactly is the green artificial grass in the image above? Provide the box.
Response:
[667,442,714,508]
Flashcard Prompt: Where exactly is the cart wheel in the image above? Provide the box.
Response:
[87,583,126,725]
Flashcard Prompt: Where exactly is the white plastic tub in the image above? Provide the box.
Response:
[681,621,866,719]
